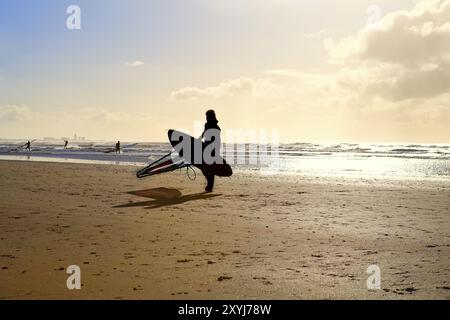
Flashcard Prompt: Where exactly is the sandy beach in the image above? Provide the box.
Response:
[0,159,449,299]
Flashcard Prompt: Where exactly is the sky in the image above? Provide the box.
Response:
[0,0,449,143]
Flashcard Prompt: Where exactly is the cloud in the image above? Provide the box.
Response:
[166,0,450,142]
[124,60,146,67]
[337,61,450,101]
[0,105,33,122]
[303,29,329,39]
[0,105,155,139]
[171,0,450,104]
[74,108,153,124]
[325,0,450,65]
[169,0,445,99]
[170,77,284,101]
[266,69,337,88]
[321,0,450,102]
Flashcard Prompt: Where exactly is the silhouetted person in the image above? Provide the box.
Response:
[115,141,121,154]
[25,140,31,151]
[200,109,221,192]
[64,140,69,149]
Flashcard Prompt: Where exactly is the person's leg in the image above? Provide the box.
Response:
[209,174,215,191]
[204,173,215,192]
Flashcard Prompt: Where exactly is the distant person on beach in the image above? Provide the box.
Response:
[200,109,221,192]
[115,141,121,154]
[64,140,69,149]
[25,140,31,151]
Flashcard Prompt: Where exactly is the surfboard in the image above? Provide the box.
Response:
[168,129,232,177]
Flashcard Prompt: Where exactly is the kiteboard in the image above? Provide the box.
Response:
[136,129,232,178]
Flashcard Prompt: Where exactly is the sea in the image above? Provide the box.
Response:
[0,139,449,181]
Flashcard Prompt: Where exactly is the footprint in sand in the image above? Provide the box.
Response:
[436,286,450,290]
[176,259,193,263]
[217,276,232,281]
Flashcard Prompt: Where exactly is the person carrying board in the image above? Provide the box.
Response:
[199,109,221,192]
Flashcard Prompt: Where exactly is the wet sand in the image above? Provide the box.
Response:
[0,160,449,299]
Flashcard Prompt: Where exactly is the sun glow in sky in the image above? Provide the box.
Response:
[0,0,449,143]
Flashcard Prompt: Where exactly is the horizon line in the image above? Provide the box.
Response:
[0,136,449,146]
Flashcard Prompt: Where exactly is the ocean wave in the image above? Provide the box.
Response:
[1,140,449,161]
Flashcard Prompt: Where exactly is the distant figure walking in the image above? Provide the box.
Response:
[25,140,31,151]
[64,140,69,149]
[115,141,121,154]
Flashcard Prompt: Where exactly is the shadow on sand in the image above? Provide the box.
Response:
[114,187,222,209]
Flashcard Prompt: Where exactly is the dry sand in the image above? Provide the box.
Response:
[0,160,449,299]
